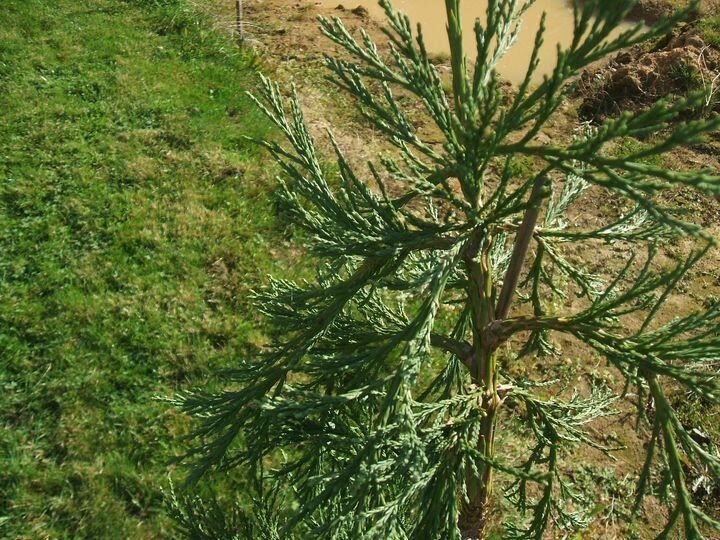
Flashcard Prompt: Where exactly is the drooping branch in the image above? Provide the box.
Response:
[645,374,704,538]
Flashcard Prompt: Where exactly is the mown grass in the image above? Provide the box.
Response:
[0,0,289,537]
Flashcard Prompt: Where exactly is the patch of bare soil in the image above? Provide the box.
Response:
[631,0,720,23]
[211,0,395,163]
[578,23,720,120]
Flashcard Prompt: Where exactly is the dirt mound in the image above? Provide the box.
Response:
[630,0,720,24]
[578,25,720,120]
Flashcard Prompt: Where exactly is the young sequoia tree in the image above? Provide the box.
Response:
[173,0,720,537]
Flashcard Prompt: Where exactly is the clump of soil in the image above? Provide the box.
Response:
[578,24,720,121]
[631,0,720,24]
[332,4,370,18]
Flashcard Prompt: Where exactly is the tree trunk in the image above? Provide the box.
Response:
[459,232,500,539]
[459,176,548,537]
[458,371,500,538]
[458,497,489,539]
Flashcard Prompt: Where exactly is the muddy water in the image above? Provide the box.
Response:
[322,1,637,84]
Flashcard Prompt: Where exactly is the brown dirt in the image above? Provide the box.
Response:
[232,1,406,182]
[631,0,720,23]
[578,23,720,120]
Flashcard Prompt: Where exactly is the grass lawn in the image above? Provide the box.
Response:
[0,0,287,537]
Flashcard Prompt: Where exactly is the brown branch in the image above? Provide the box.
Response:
[484,315,574,348]
[495,175,549,320]
[430,332,474,371]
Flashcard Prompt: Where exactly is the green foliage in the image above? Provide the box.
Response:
[175,0,720,538]
[668,59,704,92]
[698,16,720,49]
[0,0,283,537]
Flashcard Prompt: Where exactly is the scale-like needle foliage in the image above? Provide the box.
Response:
[172,1,720,537]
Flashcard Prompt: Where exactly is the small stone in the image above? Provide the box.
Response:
[535,131,552,145]
[351,5,369,18]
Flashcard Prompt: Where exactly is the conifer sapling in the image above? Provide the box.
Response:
[172,1,720,538]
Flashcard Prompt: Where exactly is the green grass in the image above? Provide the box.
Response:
[698,15,720,48]
[0,0,288,537]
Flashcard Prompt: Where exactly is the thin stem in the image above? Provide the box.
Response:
[495,175,549,320]
[633,415,661,515]
[235,0,244,44]
[646,373,701,539]
[445,0,469,125]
